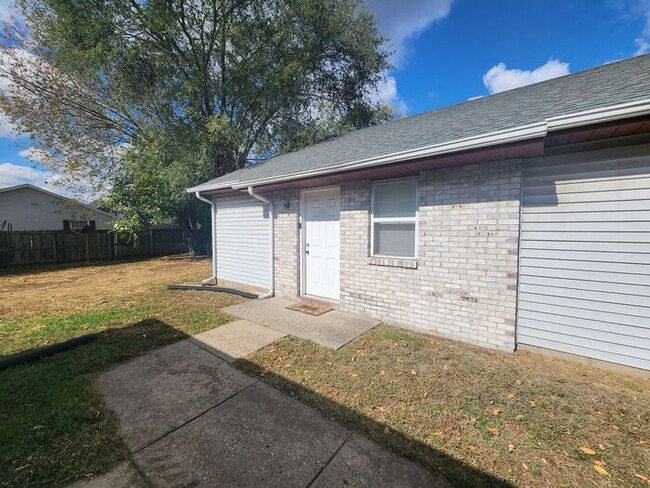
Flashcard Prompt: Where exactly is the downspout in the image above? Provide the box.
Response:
[247,186,275,299]
[194,191,217,285]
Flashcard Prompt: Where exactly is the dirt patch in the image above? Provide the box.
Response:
[0,257,212,320]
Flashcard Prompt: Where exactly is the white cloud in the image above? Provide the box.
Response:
[369,75,408,117]
[18,146,50,164]
[366,0,452,66]
[0,0,18,21]
[482,59,570,95]
[0,162,60,190]
[634,0,650,54]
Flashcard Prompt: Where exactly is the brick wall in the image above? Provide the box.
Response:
[270,158,522,352]
[271,190,301,298]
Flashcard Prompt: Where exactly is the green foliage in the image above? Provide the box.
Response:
[1,0,391,249]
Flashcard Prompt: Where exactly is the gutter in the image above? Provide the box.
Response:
[194,191,217,285]
[186,98,650,194]
[246,186,274,299]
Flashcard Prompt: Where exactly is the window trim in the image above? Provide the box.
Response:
[370,176,419,259]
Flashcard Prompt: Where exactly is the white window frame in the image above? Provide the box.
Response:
[370,177,418,259]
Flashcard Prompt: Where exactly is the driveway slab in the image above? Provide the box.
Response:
[189,319,286,363]
[311,434,443,487]
[97,340,256,450]
[224,297,379,349]
[133,382,350,488]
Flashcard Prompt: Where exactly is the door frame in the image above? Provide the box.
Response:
[299,185,341,299]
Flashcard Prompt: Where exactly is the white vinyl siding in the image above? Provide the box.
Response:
[371,178,417,258]
[214,195,271,290]
[518,143,650,371]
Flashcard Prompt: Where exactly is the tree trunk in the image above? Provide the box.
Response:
[177,214,198,257]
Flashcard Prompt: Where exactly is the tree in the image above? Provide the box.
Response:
[0,0,391,253]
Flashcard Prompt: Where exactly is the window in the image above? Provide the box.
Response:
[371,178,417,258]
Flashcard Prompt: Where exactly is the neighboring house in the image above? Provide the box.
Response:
[0,184,115,231]
[189,54,650,372]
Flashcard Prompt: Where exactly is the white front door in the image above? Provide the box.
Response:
[303,187,340,300]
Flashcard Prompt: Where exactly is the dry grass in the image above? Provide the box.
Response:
[0,256,212,320]
[1,257,244,487]
[239,325,650,488]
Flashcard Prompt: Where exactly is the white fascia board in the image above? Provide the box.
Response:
[547,99,650,131]
[189,98,650,193]
[229,122,547,189]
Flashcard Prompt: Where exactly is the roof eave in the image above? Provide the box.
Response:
[188,98,650,194]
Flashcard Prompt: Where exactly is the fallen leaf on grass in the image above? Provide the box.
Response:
[593,464,609,476]
[594,460,605,467]
[639,439,650,446]
[350,373,359,378]
[443,362,449,371]
[492,408,502,416]
[529,400,537,407]
[423,391,429,398]
[515,379,522,385]
[579,446,597,455]
[383,426,390,434]
[410,369,417,376]
[379,369,386,376]
[540,457,548,465]
[633,473,648,481]
[351,356,356,362]
[522,463,529,471]
[487,427,500,436]
[508,393,516,400]
[508,443,515,452]
[467,445,476,451]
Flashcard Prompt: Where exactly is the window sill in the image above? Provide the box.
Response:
[368,256,418,269]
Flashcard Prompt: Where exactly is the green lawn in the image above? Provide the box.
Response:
[0,259,242,487]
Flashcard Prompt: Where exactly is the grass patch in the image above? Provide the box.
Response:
[0,257,243,487]
[238,325,650,488]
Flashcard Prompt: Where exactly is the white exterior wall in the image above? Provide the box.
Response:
[0,187,114,231]
[518,143,650,370]
[214,194,272,290]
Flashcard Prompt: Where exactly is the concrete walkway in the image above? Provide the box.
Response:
[223,297,380,349]
[78,328,440,487]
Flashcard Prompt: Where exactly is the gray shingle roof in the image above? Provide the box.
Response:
[191,54,650,192]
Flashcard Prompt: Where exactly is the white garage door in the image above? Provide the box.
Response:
[214,194,271,290]
[518,143,650,370]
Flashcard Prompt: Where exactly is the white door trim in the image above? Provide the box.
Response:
[300,186,341,300]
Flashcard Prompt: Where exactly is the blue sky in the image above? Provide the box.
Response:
[1,0,650,195]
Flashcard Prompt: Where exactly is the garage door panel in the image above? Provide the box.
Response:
[524,175,650,196]
[518,317,650,350]
[214,195,271,290]
[522,209,650,222]
[521,239,650,253]
[520,257,650,275]
[518,147,650,370]
[520,248,650,265]
[523,187,650,206]
[518,274,650,298]
[518,309,650,339]
[520,265,650,286]
[517,334,650,370]
[519,293,650,319]
[519,283,650,307]
[522,200,650,214]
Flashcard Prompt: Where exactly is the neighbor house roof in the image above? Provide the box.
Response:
[0,184,115,218]
[189,54,650,193]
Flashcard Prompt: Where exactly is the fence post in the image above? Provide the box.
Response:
[107,231,113,261]
[51,232,58,264]
[149,229,155,256]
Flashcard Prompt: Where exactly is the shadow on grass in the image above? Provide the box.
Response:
[1,317,513,488]
[0,319,192,488]
[234,357,515,488]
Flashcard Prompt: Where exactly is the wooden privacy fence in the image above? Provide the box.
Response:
[0,229,190,267]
